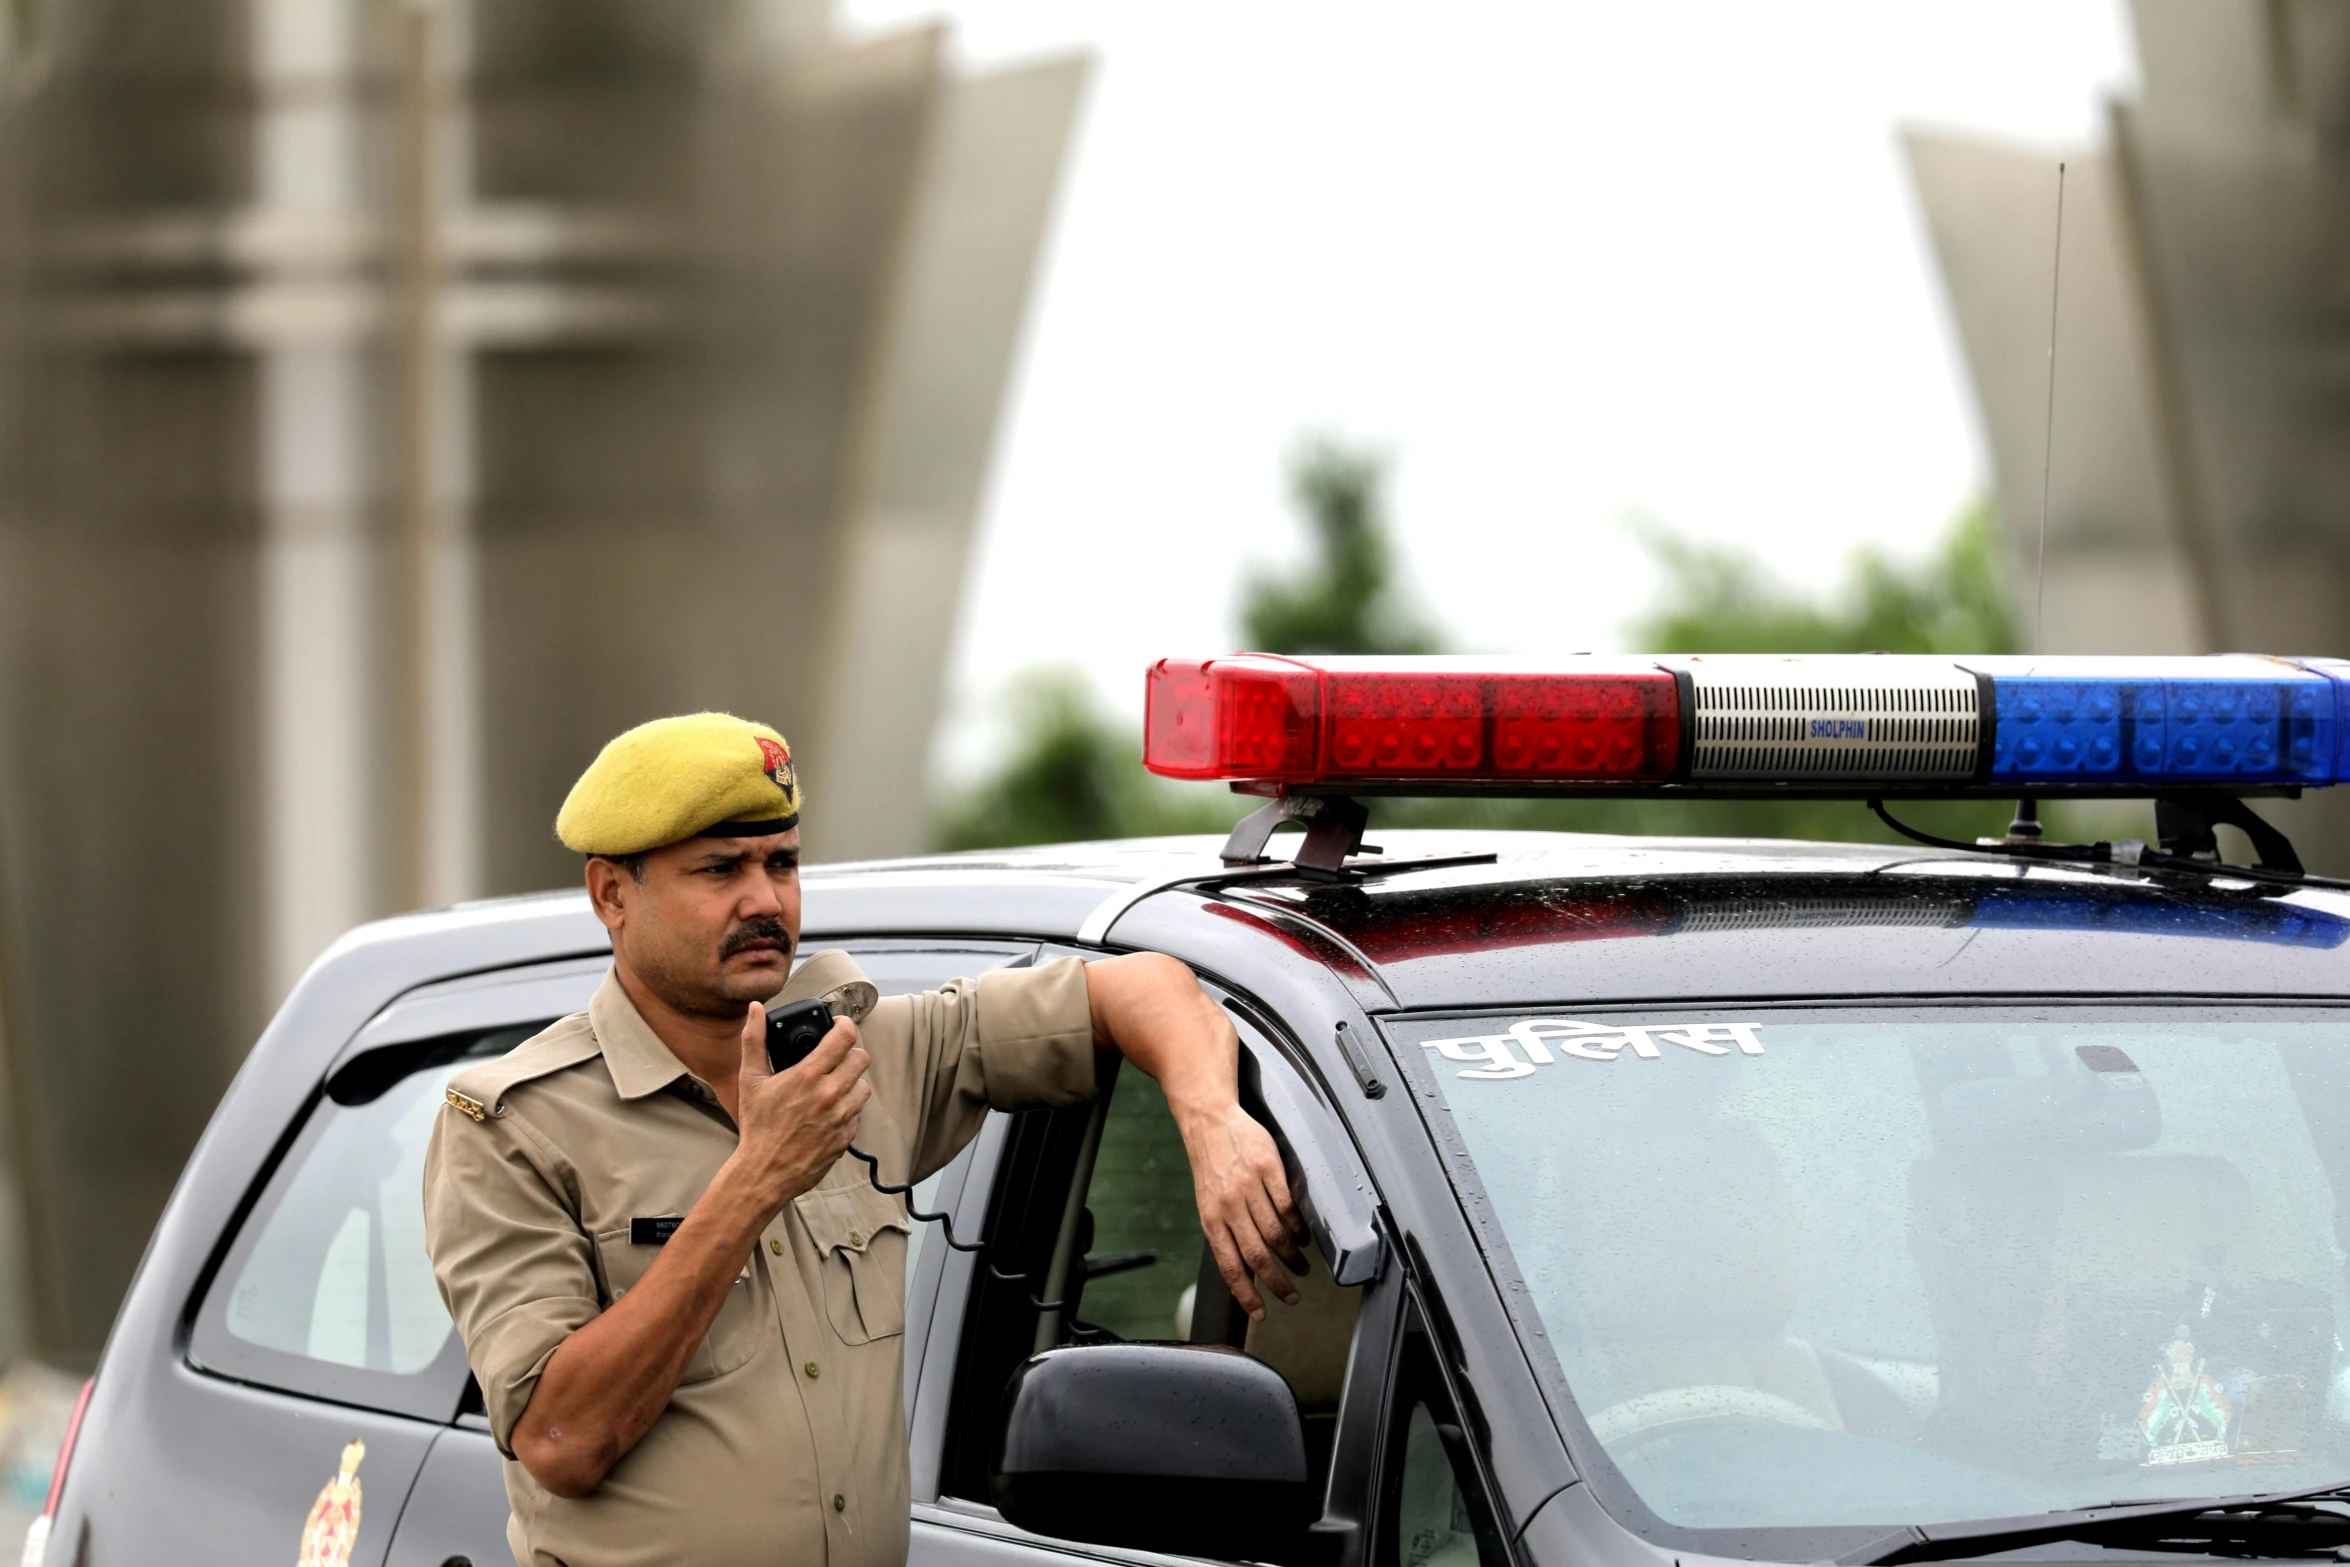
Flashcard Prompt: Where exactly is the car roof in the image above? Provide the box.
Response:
[1194,838,2350,1009]
[313,829,2350,1018]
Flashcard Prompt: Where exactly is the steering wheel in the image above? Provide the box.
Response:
[1587,1384,1832,1450]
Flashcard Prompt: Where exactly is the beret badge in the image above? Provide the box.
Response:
[756,735,796,796]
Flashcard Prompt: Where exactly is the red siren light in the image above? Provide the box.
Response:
[1145,655,1681,786]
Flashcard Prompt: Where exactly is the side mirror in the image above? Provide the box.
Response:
[990,1342,1315,1558]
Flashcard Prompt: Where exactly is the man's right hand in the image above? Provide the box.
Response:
[727,1002,871,1214]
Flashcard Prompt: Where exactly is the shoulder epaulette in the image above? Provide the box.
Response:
[775,949,878,1023]
[444,1015,603,1120]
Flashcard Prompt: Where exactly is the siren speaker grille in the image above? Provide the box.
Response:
[1685,663,1980,782]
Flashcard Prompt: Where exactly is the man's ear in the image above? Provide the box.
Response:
[584,857,631,934]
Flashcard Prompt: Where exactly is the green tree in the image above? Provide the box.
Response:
[932,670,1244,852]
[1630,500,2016,657]
[1239,439,1439,656]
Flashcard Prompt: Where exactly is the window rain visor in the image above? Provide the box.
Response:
[1391,1007,2350,1549]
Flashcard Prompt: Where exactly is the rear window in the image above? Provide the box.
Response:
[190,1026,534,1421]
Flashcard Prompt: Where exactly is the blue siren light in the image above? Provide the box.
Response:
[1970,656,2342,788]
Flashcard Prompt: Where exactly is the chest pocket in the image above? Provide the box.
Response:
[793,1183,912,1345]
[591,1224,765,1383]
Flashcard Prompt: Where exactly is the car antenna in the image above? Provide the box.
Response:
[2033,159,2067,657]
[2013,160,2067,847]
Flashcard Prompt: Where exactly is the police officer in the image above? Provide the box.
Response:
[423,712,1308,1567]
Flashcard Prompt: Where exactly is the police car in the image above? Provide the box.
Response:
[37,652,2350,1567]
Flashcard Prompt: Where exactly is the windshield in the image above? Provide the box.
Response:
[1394,1006,2350,1543]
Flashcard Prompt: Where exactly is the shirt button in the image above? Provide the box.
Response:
[804,1361,820,1379]
[848,1231,864,1247]
[833,1494,845,1513]
[769,1239,783,1256]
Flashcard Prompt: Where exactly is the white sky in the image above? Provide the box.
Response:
[836,0,2140,784]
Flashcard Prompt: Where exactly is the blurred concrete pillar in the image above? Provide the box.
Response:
[2108,0,2350,660]
[1904,137,2207,658]
[0,0,1086,1358]
[256,0,395,1004]
[1906,0,2350,871]
[802,57,1088,863]
[0,0,294,1361]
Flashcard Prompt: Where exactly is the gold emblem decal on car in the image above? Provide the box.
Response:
[296,1439,365,1567]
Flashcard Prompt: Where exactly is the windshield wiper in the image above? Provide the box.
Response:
[1843,1480,2350,1565]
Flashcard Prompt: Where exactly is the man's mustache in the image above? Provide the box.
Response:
[719,918,791,960]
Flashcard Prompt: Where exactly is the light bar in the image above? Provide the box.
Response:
[1143,653,2350,794]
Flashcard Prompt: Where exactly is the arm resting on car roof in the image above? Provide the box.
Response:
[1084,952,1309,1319]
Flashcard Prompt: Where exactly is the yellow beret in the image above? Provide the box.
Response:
[555,712,802,855]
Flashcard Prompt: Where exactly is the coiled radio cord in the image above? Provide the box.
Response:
[843,1144,1068,1313]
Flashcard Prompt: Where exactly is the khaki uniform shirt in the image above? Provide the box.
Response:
[422,951,1097,1567]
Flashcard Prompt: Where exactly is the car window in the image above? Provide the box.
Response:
[1108,1040,1372,1489]
[1395,1402,1477,1567]
[1391,1004,2350,1553]
[223,1049,493,1373]
[190,1026,531,1422]
[1070,1067,1367,1394]
[1071,1071,1199,1341]
[1383,1311,1506,1567]
[938,1033,1369,1519]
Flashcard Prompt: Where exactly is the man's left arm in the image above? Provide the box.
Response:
[1084,952,1308,1320]
[882,949,1310,1319]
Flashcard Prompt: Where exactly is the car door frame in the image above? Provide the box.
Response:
[905,944,1405,1567]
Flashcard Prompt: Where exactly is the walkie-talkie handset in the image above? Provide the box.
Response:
[763,997,835,1073]
[760,992,1065,1309]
